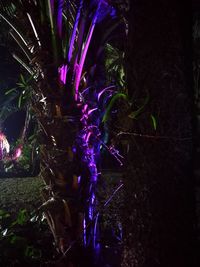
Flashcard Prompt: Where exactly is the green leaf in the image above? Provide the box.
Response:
[5,87,17,95]
[16,82,25,88]
[20,74,25,84]
[102,93,128,123]
[16,209,28,225]
[18,94,23,108]
[150,114,157,130]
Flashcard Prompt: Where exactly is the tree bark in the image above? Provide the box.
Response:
[122,1,197,267]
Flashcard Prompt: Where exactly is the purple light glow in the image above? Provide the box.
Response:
[82,133,87,141]
[93,213,99,248]
[58,64,68,84]
[89,205,93,220]
[83,217,86,246]
[91,192,95,204]
[81,86,92,96]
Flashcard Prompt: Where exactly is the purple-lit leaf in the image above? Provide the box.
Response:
[97,85,115,101]
[58,64,68,84]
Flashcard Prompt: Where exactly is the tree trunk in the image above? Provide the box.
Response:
[122,1,197,267]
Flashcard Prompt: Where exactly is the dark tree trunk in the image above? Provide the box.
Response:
[122,1,197,267]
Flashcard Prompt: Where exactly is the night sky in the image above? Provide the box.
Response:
[0,45,26,142]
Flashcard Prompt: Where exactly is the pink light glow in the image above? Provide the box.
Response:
[16,148,22,158]
[0,133,10,154]
[83,104,88,112]
[13,146,22,160]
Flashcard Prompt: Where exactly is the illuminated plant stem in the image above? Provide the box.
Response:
[74,0,102,101]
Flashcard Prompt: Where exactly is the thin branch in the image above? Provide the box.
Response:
[117,131,193,141]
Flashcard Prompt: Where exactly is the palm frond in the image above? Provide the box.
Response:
[12,53,34,76]
[27,13,41,47]
[0,13,29,47]
[9,30,32,60]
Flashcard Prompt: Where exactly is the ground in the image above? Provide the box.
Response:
[0,176,43,216]
[0,172,123,266]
